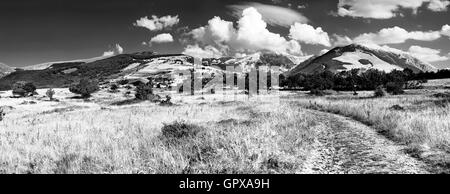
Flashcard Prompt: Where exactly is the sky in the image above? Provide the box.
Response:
[1,0,450,68]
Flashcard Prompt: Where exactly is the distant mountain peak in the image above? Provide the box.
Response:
[288,44,437,76]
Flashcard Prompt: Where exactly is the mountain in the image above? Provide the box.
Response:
[0,52,228,91]
[288,44,437,76]
[0,63,15,78]
[0,52,158,90]
[21,55,116,71]
[205,52,312,72]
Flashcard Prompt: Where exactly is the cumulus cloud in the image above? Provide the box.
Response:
[182,44,223,58]
[365,44,448,63]
[332,34,354,46]
[289,23,331,47]
[228,2,308,27]
[428,0,450,11]
[337,0,450,19]
[189,16,236,45]
[184,7,303,57]
[353,26,441,45]
[134,15,180,31]
[442,24,450,37]
[408,45,449,62]
[149,33,174,44]
[103,44,124,57]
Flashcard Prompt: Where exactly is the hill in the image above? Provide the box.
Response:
[0,52,161,90]
[288,44,437,75]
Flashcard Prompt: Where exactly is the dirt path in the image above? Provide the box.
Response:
[300,109,429,174]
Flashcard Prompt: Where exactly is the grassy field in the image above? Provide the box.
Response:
[0,90,319,174]
[1,83,449,173]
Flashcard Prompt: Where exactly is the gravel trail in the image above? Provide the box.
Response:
[300,109,429,174]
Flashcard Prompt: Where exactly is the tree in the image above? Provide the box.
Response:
[12,81,37,97]
[69,79,99,98]
[135,82,154,100]
[46,88,55,101]
[373,85,386,97]
[304,71,334,91]
[386,82,404,95]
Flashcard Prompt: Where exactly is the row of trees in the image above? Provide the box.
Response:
[414,69,450,80]
[280,68,423,95]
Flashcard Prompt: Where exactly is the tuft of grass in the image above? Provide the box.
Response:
[160,121,205,140]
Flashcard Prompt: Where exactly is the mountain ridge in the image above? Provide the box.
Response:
[288,44,437,76]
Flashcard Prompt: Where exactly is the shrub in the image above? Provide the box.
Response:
[160,95,173,106]
[117,79,129,85]
[109,84,119,93]
[46,88,55,100]
[161,121,204,140]
[309,89,325,96]
[12,81,37,97]
[69,79,99,98]
[386,82,404,95]
[135,82,154,100]
[373,85,386,97]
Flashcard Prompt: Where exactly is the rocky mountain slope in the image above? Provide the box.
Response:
[204,52,312,72]
[288,44,437,76]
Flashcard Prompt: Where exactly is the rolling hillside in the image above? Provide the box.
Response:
[0,52,162,90]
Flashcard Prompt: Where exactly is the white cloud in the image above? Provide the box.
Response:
[102,51,115,57]
[134,15,179,31]
[353,26,441,45]
[102,44,124,57]
[182,44,224,58]
[233,7,302,54]
[441,24,450,37]
[185,7,303,56]
[189,16,236,45]
[332,34,354,46]
[228,2,308,27]
[428,0,450,11]
[337,0,450,19]
[115,44,124,54]
[149,33,174,44]
[408,45,449,62]
[289,23,331,47]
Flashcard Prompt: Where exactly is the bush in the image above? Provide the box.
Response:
[373,85,386,97]
[69,79,99,98]
[117,79,129,85]
[109,84,119,93]
[46,88,55,100]
[160,95,173,106]
[309,89,325,96]
[386,82,404,95]
[12,81,36,97]
[161,121,204,140]
[135,82,154,100]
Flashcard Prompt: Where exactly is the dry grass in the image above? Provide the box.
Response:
[0,94,318,174]
[290,91,450,172]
